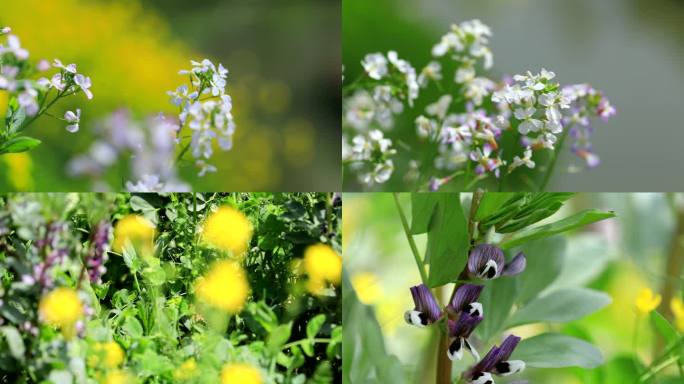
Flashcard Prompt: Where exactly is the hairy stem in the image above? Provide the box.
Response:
[393,193,429,284]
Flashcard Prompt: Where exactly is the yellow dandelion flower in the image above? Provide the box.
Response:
[220,363,262,384]
[113,215,155,255]
[3,153,34,191]
[103,370,133,384]
[90,341,125,368]
[173,358,199,381]
[39,288,83,328]
[202,206,253,256]
[351,272,383,304]
[195,260,249,313]
[670,297,684,332]
[303,244,341,295]
[635,288,661,313]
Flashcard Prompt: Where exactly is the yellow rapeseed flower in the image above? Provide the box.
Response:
[173,358,199,381]
[351,272,383,304]
[39,287,83,328]
[670,297,684,332]
[2,153,34,191]
[220,363,262,384]
[303,244,341,295]
[89,341,125,368]
[113,215,155,255]
[202,206,253,256]
[195,260,249,313]
[103,370,133,384]
[635,288,661,313]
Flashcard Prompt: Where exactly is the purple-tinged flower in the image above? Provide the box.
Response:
[596,98,616,122]
[447,284,484,317]
[465,335,526,383]
[404,284,442,327]
[447,312,483,360]
[64,109,81,133]
[85,221,112,284]
[468,245,526,280]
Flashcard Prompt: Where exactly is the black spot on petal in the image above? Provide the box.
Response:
[496,361,511,373]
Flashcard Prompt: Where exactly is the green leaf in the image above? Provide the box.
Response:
[500,209,615,250]
[409,194,437,234]
[129,195,158,225]
[506,288,611,328]
[307,314,326,339]
[425,194,468,287]
[121,316,143,339]
[47,370,73,384]
[650,311,679,347]
[267,322,292,353]
[477,277,517,342]
[0,326,25,361]
[475,193,516,221]
[514,236,565,304]
[512,333,604,368]
[0,136,41,155]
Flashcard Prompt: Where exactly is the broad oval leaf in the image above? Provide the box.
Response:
[425,194,468,287]
[477,277,517,342]
[0,326,25,361]
[514,236,565,304]
[511,333,604,368]
[499,209,615,250]
[506,288,611,327]
[410,194,438,235]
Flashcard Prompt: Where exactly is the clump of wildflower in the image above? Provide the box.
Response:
[194,260,249,313]
[465,335,526,383]
[85,221,112,284]
[220,363,262,384]
[303,243,342,295]
[201,206,253,256]
[112,215,155,255]
[173,358,199,381]
[171,59,236,177]
[38,287,83,337]
[634,288,661,313]
[89,341,125,368]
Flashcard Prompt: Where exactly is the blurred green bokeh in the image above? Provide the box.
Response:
[1,0,340,191]
[343,0,684,191]
[344,193,684,383]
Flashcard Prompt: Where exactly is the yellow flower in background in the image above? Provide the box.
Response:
[173,358,199,381]
[303,243,342,295]
[39,288,83,329]
[202,206,253,256]
[351,272,383,304]
[89,341,125,368]
[635,288,661,313]
[113,215,155,254]
[220,363,262,384]
[103,370,134,384]
[2,153,34,190]
[671,297,684,332]
[195,260,249,313]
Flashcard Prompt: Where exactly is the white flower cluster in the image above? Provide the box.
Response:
[361,50,419,107]
[68,110,189,192]
[492,69,568,150]
[343,130,396,185]
[169,59,235,177]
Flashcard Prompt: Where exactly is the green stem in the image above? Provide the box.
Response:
[392,192,428,285]
[538,127,570,192]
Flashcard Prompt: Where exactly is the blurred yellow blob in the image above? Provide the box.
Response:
[113,215,155,255]
[2,153,34,191]
[258,81,290,114]
[670,297,684,332]
[195,260,249,313]
[202,206,253,256]
[0,90,7,117]
[220,363,262,384]
[284,119,315,167]
[173,358,199,381]
[634,288,661,313]
[103,370,134,384]
[89,341,125,368]
[351,272,383,304]
[39,287,82,338]
[304,243,342,295]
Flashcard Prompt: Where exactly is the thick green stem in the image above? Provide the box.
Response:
[393,193,429,285]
